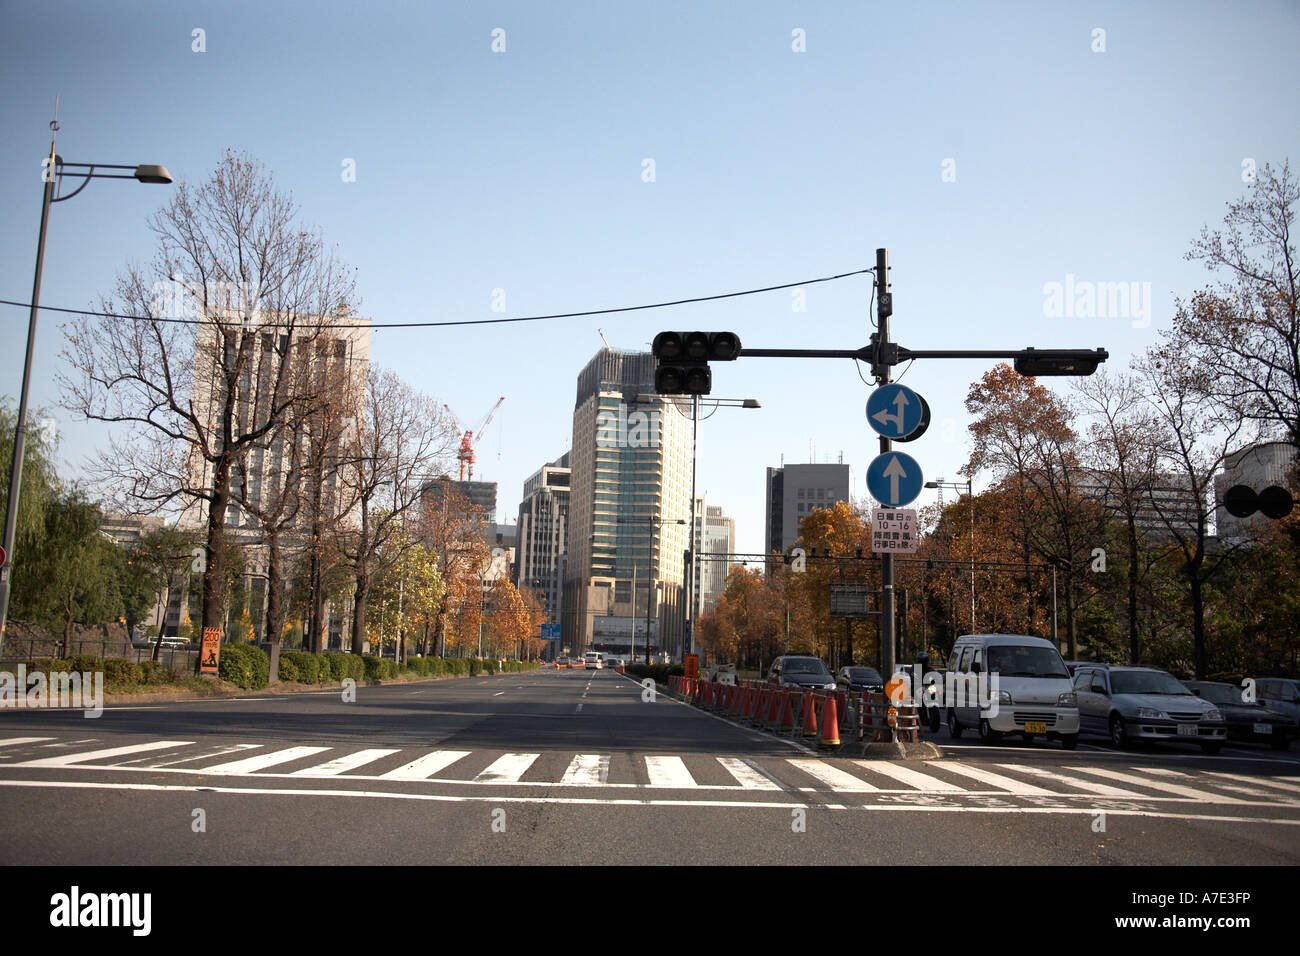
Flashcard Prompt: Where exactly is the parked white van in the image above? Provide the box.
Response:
[945,634,1080,749]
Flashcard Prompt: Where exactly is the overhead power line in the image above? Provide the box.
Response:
[0,267,874,331]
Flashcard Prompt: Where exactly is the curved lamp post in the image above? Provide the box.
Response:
[0,123,172,652]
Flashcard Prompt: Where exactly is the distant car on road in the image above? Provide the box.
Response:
[584,652,604,670]
[768,655,835,690]
[1073,665,1227,753]
[158,636,190,649]
[1184,681,1296,750]
[835,666,884,693]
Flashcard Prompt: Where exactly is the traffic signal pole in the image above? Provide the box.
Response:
[875,248,896,680]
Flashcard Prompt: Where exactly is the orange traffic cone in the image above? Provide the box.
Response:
[802,693,819,738]
[819,693,841,750]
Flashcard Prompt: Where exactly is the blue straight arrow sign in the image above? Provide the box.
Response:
[866,451,924,507]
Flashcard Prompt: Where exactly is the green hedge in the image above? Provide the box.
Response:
[219,642,270,689]
[281,651,321,684]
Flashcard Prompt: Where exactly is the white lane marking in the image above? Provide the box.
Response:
[787,759,880,792]
[12,740,195,768]
[203,747,332,774]
[1068,766,1249,804]
[291,749,402,777]
[379,751,472,780]
[857,761,966,792]
[1205,772,1300,796]
[1004,764,1145,797]
[560,754,610,785]
[474,753,540,783]
[494,692,505,697]
[0,737,55,748]
[645,755,698,788]
[717,757,782,791]
[5,779,1300,825]
[937,762,1055,795]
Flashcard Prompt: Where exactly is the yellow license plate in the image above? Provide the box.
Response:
[1024,721,1047,734]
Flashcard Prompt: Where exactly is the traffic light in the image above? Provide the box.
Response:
[1013,348,1108,377]
[1224,485,1294,520]
[652,331,742,395]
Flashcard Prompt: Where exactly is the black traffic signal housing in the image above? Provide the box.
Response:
[1013,348,1108,377]
[652,331,742,395]
[1223,485,1294,521]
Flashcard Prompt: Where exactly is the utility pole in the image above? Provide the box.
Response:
[875,248,896,680]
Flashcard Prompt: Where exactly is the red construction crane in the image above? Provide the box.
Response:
[444,397,505,481]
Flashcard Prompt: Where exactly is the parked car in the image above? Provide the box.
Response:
[1072,665,1227,753]
[1253,677,1300,726]
[835,666,885,693]
[767,655,835,690]
[1184,681,1297,750]
[945,634,1080,748]
[158,635,191,649]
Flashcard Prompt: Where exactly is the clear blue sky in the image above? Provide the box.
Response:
[2,0,1298,554]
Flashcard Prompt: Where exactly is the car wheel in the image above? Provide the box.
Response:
[947,709,962,739]
[1200,741,1223,755]
[1061,733,1079,750]
[978,718,1002,744]
[1108,713,1130,749]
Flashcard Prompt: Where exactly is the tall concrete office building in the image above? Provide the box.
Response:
[700,505,735,615]
[562,349,692,659]
[764,463,855,556]
[514,453,571,652]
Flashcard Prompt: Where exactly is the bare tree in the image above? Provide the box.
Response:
[1136,350,1249,679]
[1171,161,1299,449]
[336,368,457,655]
[1074,369,1163,664]
[61,151,358,638]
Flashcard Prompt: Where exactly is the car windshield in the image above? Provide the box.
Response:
[1186,684,1241,705]
[985,646,1069,679]
[846,667,882,682]
[783,659,829,675]
[1111,671,1192,696]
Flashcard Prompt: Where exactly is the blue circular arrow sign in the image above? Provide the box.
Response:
[866,384,925,439]
[866,451,924,507]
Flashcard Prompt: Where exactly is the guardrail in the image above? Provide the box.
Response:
[666,676,925,751]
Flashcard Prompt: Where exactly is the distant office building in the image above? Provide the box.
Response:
[700,505,735,615]
[514,454,571,650]
[1215,441,1298,541]
[764,463,855,556]
[1078,467,1204,542]
[562,349,692,659]
[419,478,497,540]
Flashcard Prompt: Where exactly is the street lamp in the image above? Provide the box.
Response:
[925,478,975,634]
[0,123,172,651]
[633,393,760,660]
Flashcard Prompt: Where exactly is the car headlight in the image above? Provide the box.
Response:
[1205,709,1223,722]
[1137,707,1165,719]
[998,690,1013,705]
[1058,692,1076,707]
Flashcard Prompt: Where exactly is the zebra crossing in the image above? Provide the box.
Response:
[1,735,1298,810]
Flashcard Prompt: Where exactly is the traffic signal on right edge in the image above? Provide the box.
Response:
[652,331,742,395]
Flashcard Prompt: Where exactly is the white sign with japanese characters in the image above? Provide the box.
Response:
[871,508,918,553]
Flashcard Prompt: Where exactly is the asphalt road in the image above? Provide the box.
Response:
[2,667,1298,865]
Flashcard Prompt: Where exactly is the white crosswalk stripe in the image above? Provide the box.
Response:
[1004,764,1145,797]
[380,750,472,780]
[0,737,55,748]
[13,740,195,768]
[717,757,782,791]
[787,759,879,792]
[291,749,401,776]
[857,761,966,792]
[560,754,610,785]
[202,747,331,774]
[645,755,697,788]
[1068,766,1249,804]
[474,753,540,783]
[1204,772,1300,796]
[936,761,1055,795]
